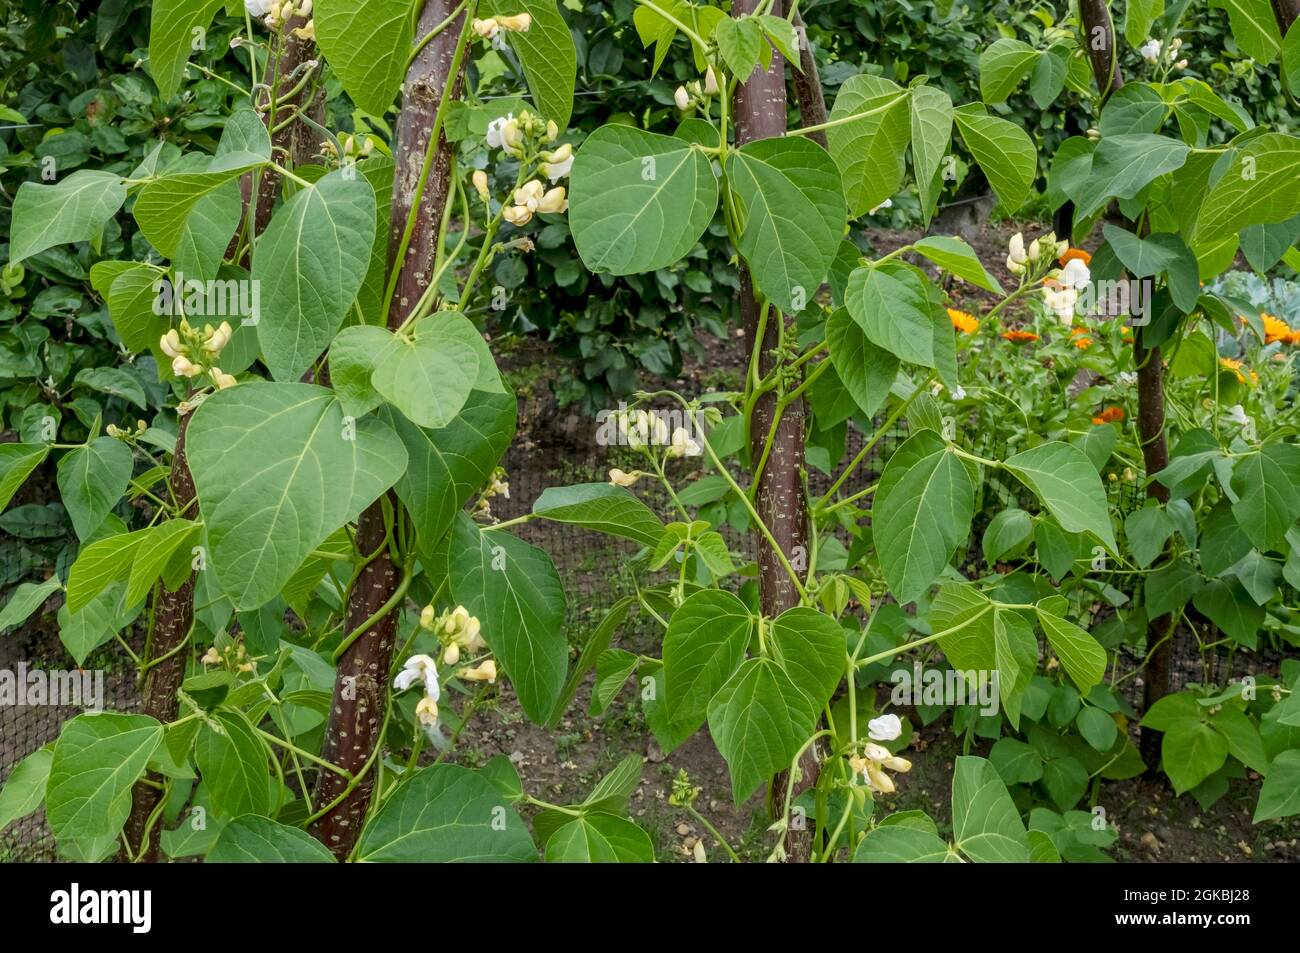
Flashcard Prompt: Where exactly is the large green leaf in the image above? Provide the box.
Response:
[874,429,975,603]
[768,606,845,711]
[951,755,1030,862]
[9,171,127,263]
[66,528,146,614]
[386,389,515,555]
[194,710,275,818]
[1254,749,1300,822]
[715,17,763,78]
[844,262,940,367]
[1231,443,1300,551]
[0,577,62,633]
[314,0,415,116]
[912,235,1004,294]
[1125,0,1165,46]
[58,580,142,665]
[952,104,1036,212]
[662,588,751,725]
[1035,601,1107,692]
[356,763,537,861]
[570,125,718,275]
[979,38,1039,103]
[1210,0,1282,64]
[0,748,53,833]
[854,824,955,862]
[1162,719,1229,794]
[544,813,654,862]
[1076,134,1190,218]
[95,261,170,354]
[0,444,49,511]
[1193,133,1300,245]
[825,74,910,217]
[727,136,846,314]
[56,436,133,540]
[825,306,898,418]
[149,0,227,98]
[482,0,577,129]
[133,155,265,257]
[909,85,954,223]
[253,169,377,382]
[370,311,481,429]
[46,713,163,861]
[533,482,665,546]
[1003,442,1117,551]
[207,815,337,862]
[707,657,815,804]
[448,513,568,723]
[188,382,407,609]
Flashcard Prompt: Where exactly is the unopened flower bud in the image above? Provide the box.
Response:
[472,169,489,201]
[674,86,691,110]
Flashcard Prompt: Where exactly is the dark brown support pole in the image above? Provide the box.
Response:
[310,0,467,860]
[254,13,323,229]
[120,416,197,861]
[732,0,815,862]
[122,17,324,863]
[790,11,827,150]
[1077,0,1172,764]
[1270,0,1299,34]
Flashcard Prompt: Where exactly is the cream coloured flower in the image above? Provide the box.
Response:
[502,204,533,226]
[485,114,514,150]
[496,13,531,31]
[472,169,490,201]
[703,66,720,96]
[472,17,500,39]
[415,695,439,726]
[666,426,702,459]
[1139,39,1162,64]
[514,179,545,211]
[458,659,498,683]
[674,86,691,110]
[540,143,573,182]
[536,186,567,214]
[172,355,202,378]
[608,468,642,487]
[211,368,237,389]
[443,642,460,666]
[159,329,182,358]
[1006,232,1028,274]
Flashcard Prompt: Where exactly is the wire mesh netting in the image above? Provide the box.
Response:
[1,379,1289,860]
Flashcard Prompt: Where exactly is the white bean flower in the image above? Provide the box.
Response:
[394,653,440,702]
[485,113,514,150]
[867,713,903,741]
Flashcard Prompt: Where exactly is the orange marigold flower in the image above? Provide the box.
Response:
[1059,248,1092,267]
[1001,329,1039,343]
[1262,313,1294,345]
[947,308,979,334]
[1073,336,1094,349]
[1219,356,1256,385]
[1091,406,1124,425]
[1121,325,1133,338]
